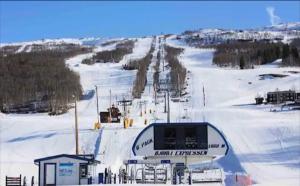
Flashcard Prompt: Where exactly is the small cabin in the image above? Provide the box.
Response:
[296,93,300,104]
[34,154,99,186]
[255,97,264,104]
[266,90,296,104]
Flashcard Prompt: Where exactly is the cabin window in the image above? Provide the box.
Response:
[79,164,88,178]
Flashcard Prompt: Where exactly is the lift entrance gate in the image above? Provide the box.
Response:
[123,159,224,184]
[123,159,185,184]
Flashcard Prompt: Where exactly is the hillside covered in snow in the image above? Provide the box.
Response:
[0,23,300,186]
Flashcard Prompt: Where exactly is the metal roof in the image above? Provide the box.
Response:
[34,154,100,165]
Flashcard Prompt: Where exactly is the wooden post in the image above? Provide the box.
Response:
[75,98,79,155]
[31,176,34,186]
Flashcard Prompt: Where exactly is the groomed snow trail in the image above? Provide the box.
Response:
[166,36,300,186]
[93,37,169,173]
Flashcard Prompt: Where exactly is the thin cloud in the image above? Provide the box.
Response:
[266,6,281,26]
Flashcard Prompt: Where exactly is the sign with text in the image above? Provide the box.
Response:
[59,163,74,176]
[132,122,229,159]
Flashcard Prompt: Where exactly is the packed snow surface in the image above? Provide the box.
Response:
[166,36,300,185]
[0,35,299,186]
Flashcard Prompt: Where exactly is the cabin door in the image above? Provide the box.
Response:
[44,163,56,186]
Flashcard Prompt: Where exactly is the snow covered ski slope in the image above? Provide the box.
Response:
[0,34,299,186]
[165,36,300,185]
[0,37,154,185]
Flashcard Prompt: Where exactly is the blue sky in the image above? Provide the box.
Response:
[0,1,299,43]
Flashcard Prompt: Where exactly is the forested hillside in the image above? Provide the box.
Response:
[164,45,186,97]
[212,39,300,69]
[82,40,135,64]
[131,40,155,98]
[0,45,90,114]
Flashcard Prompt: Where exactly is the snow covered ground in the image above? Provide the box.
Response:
[165,36,300,185]
[0,35,299,186]
[0,37,153,185]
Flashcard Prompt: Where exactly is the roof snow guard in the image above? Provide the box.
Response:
[132,122,229,160]
[34,154,100,165]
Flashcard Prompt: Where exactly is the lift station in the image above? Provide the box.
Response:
[124,122,229,184]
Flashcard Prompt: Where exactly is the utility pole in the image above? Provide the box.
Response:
[202,85,206,122]
[138,100,147,116]
[160,78,171,122]
[203,85,206,107]
[162,45,165,72]
[117,98,132,127]
[178,74,181,97]
[139,101,143,116]
[164,92,167,113]
[167,90,170,123]
[95,85,99,123]
[109,89,112,119]
[74,97,79,155]
[154,85,157,105]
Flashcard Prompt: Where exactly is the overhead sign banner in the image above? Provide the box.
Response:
[59,163,74,176]
[132,122,229,158]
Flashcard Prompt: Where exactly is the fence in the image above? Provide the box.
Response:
[5,175,35,186]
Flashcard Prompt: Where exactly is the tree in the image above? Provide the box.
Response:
[275,46,281,58]
[88,40,135,64]
[132,39,155,98]
[164,45,186,96]
[239,56,245,69]
[291,47,299,59]
[0,44,86,114]
[282,44,290,59]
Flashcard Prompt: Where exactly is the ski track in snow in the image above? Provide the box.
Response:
[1,35,300,186]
